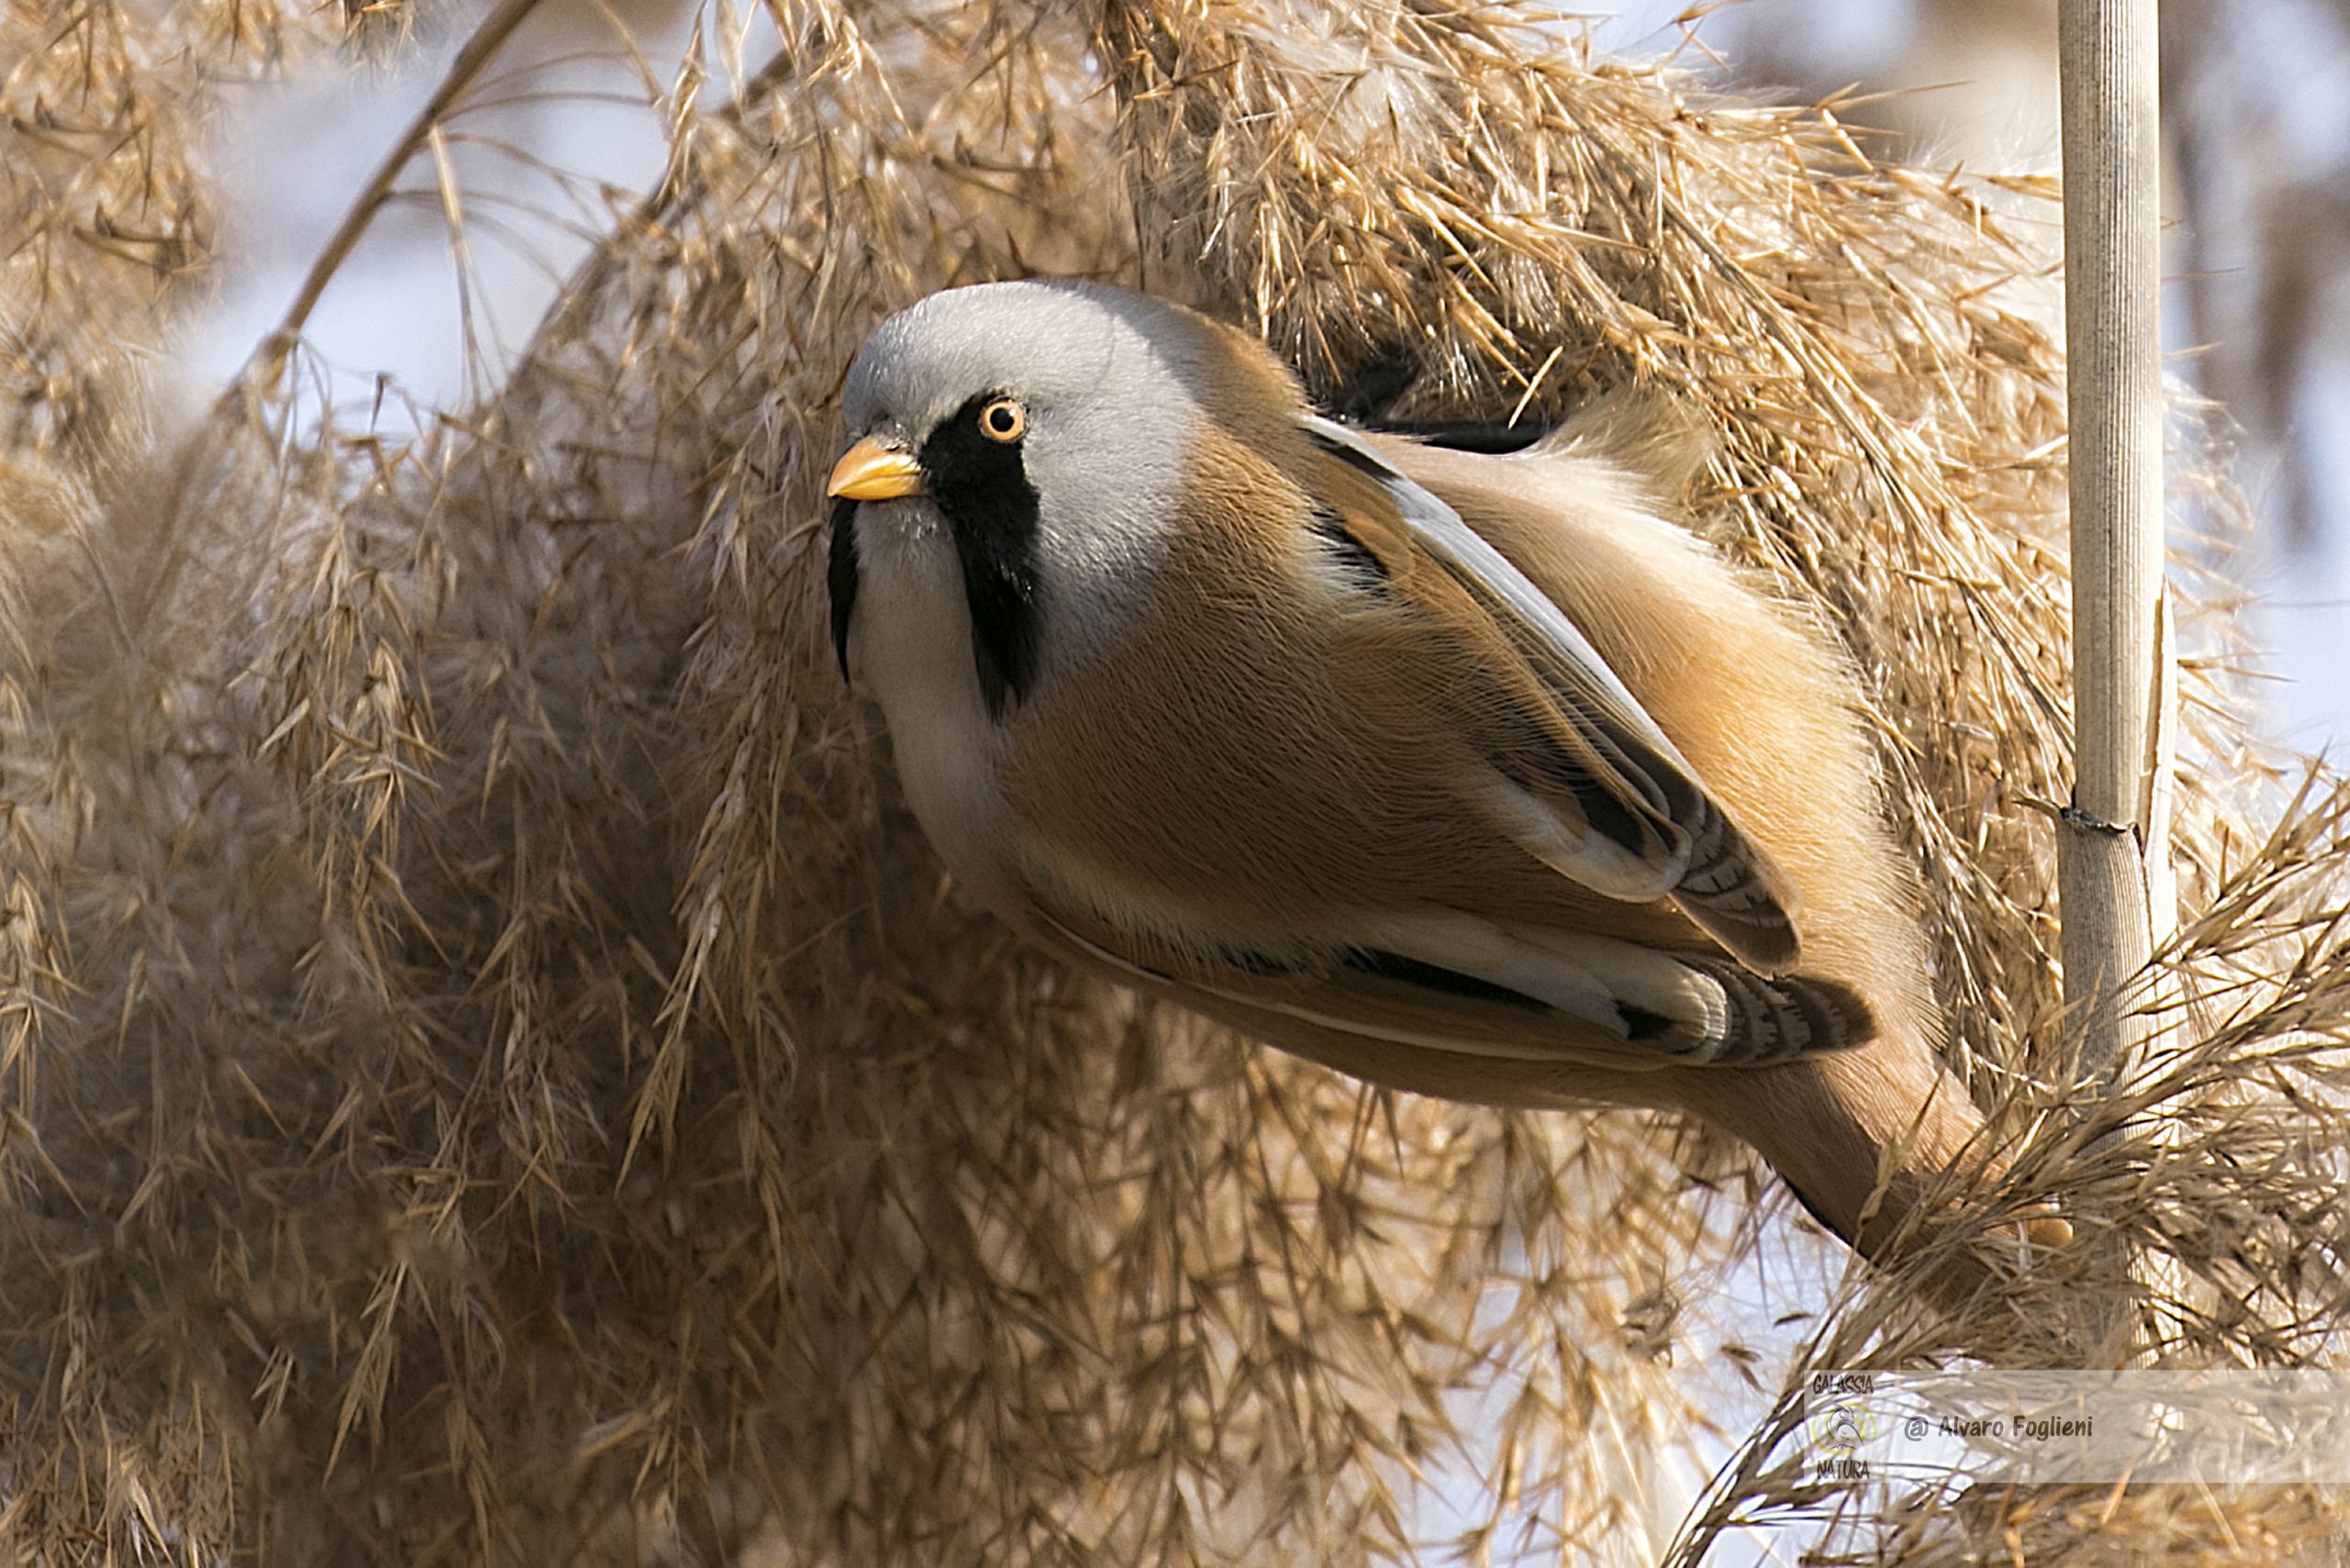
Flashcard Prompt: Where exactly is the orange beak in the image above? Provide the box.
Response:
[826,436,925,501]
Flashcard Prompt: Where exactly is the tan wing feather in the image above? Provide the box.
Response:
[994,324,1854,1070]
[1281,420,1805,973]
[1024,901,1872,1074]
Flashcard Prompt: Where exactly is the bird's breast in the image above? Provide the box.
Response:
[846,504,1022,910]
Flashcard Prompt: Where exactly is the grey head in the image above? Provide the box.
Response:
[828,281,1222,718]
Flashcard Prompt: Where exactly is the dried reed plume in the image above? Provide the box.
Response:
[0,1,2344,1563]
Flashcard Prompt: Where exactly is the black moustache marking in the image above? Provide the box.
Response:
[827,495,860,682]
[923,393,1044,720]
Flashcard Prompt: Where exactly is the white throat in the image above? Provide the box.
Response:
[845,499,1020,910]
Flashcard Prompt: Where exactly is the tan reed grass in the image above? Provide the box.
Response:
[0,2,2342,1563]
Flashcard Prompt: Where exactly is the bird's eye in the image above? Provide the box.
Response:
[979,398,1026,442]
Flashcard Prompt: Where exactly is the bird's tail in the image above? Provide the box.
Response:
[1673,1037,2067,1305]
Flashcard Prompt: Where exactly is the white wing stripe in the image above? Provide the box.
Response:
[1301,415,1693,767]
[1476,773,1684,902]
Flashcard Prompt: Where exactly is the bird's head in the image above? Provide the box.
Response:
[825,279,1235,711]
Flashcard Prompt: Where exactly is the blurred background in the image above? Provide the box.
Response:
[1689,0,2350,759]
[195,0,2350,755]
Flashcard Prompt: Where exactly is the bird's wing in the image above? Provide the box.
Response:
[1026,899,1871,1071]
[1294,414,1804,976]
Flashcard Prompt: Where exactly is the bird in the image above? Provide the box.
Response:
[822,277,2060,1286]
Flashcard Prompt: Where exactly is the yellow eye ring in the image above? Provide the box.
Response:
[979,398,1026,442]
